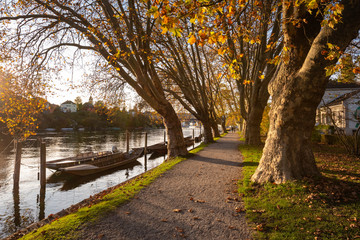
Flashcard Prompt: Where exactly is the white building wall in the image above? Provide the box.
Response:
[318,92,360,135]
[344,95,360,134]
[60,103,77,112]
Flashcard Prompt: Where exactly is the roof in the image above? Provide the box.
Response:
[61,100,75,105]
[324,89,360,107]
[326,81,360,89]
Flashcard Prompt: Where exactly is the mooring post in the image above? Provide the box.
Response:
[13,140,22,193]
[39,136,46,222]
[144,132,148,155]
[40,140,46,189]
[144,154,148,172]
[39,186,45,220]
[126,130,130,153]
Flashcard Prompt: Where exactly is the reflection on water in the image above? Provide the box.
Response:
[0,128,201,238]
[46,160,142,191]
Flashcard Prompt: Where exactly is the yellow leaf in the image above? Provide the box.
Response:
[161,27,168,34]
[188,35,196,45]
[153,11,159,19]
[162,16,169,25]
[218,35,227,44]
[218,48,226,55]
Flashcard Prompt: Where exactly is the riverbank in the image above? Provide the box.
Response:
[7,133,252,240]
[0,128,202,238]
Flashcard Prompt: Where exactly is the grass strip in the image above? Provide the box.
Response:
[238,144,360,240]
[21,142,211,240]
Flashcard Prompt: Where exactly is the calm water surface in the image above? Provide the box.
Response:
[0,128,201,238]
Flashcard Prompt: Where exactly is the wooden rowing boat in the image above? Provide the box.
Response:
[59,148,144,176]
[147,142,167,155]
[46,150,120,170]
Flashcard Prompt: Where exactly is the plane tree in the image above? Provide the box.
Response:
[0,0,188,157]
[153,23,224,143]
[218,0,283,145]
[154,0,282,145]
[251,0,360,183]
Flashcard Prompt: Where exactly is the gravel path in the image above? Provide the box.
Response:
[78,133,252,240]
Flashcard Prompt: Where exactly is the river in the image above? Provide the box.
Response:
[0,128,202,238]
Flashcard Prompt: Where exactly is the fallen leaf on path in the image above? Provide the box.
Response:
[256,224,265,231]
[173,209,182,213]
[175,227,184,233]
[229,226,236,229]
[252,209,266,213]
[188,208,194,213]
[193,217,200,220]
[235,207,245,212]
[161,219,167,222]
[125,212,131,215]
[195,199,205,203]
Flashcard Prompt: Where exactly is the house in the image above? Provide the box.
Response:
[177,112,200,128]
[60,100,77,113]
[317,82,360,135]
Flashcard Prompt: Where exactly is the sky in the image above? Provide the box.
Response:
[44,67,92,105]
[45,67,138,109]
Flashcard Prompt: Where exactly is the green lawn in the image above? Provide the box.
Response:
[238,144,360,240]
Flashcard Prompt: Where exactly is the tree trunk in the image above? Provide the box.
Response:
[245,102,267,145]
[251,66,323,183]
[211,119,220,138]
[160,103,188,158]
[202,120,214,143]
[221,117,228,134]
[251,0,360,184]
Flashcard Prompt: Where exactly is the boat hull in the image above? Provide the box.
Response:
[60,148,144,176]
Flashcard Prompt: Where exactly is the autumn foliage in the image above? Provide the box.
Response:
[0,68,47,139]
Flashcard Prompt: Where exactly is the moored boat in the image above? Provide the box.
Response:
[146,142,167,155]
[59,148,144,176]
[46,148,120,170]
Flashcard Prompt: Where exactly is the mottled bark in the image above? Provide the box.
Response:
[159,103,188,158]
[252,0,360,183]
[221,117,228,134]
[211,119,220,138]
[251,65,323,183]
[246,103,266,145]
[202,121,214,143]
